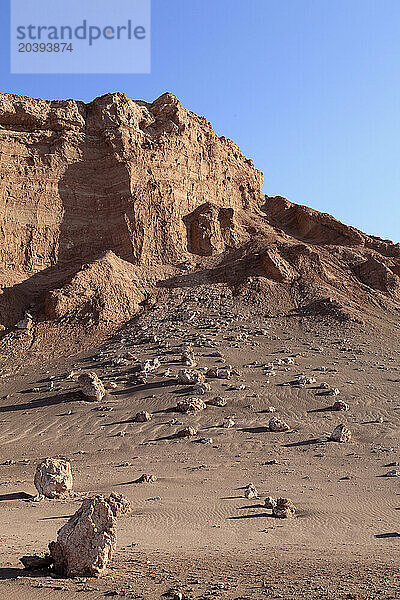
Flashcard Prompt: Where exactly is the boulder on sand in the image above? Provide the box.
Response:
[49,493,130,577]
[34,457,73,499]
[78,372,106,401]
[272,497,296,518]
[330,423,352,442]
[268,416,290,432]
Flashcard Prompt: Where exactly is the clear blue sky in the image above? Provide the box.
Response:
[1,0,399,242]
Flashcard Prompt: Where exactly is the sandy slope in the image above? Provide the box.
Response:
[0,291,399,599]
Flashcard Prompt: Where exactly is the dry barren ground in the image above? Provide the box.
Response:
[0,289,399,599]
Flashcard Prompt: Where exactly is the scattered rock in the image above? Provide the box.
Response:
[332,400,349,411]
[264,496,277,509]
[176,398,206,413]
[193,382,211,395]
[385,469,399,477]
[222,416,235,429]
[134,410,152,422]
[244,483,258,499]
[206,396,227,407]
[177,369,205,385]
[327,388,340,396]
[137,473,157,483]
[176,426,198,438]
[272,497,296,518]
[296,376,316,387]
[206,366,232,379]
[78,372,106,402]
[181,347,196,366]
[330,424,352,443]
[268,416,290,432]
[139,357,161,373]
[34,457,73,499]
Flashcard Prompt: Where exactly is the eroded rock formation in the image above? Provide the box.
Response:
[0,91,399,339]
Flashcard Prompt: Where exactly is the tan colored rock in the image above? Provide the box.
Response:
[79,372,106,401]
[139,357,161,373]
[137,473,157,483]
[0,92,263,329]
[260,248,297,282]
[177,369,205,385]
[0,91,400,336]
[264,496,276,509]
[330,424,352,442]
[34,457,73,499]
[244,483,258,499]
[134,410,152,422]
[206,396,227,407]
[181,349,196,366]
[176,398,206,413]
[183,202,241,256]
[354,256,400,296]
[176,426,198,438]
[332,400,349,411]
[49,494,126,577]
[105,493,131,517]
[327,388,340,396]
[272,497,296,518]
[222,416,235,429]
[268,416,290,432]
[44,252,146,326]
[206,366,232,379]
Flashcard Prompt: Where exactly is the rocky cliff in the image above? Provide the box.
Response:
[0,91,399,332]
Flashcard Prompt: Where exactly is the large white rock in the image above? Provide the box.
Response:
[34,458,73,499]
[49,493,130,577]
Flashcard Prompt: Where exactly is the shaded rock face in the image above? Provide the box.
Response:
[260,248,297,282]
[34,457,73,499]
[49,494,129,577]
[354,256,400,297]
[184,203,239,256]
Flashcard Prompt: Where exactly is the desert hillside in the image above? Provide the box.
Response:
[0,94,398,600]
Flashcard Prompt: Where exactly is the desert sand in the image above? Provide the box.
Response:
[0,291,399,599]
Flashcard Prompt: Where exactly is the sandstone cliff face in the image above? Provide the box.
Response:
[0,91,263,285]
[0,91,399,333]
